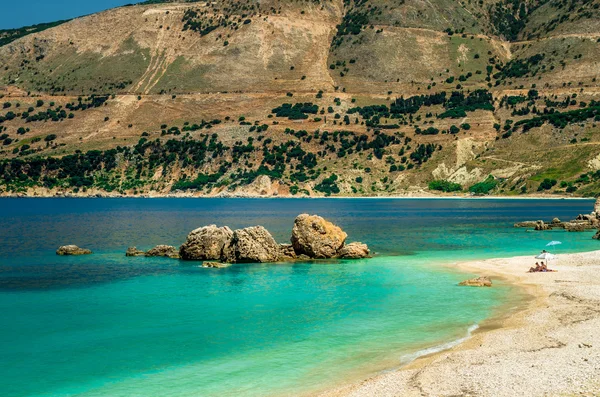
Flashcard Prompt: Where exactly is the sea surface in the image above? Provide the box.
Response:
[0,198,598,397]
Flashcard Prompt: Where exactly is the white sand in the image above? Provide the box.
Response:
[322,250,600,397]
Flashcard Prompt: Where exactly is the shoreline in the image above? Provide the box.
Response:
[0,193,593,200]
[320,250,600,397]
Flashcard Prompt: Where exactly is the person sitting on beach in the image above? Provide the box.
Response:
[528,262,541,273]
[541,262,548,272]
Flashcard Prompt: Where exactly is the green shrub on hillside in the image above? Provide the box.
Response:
[469,176,497,195]
[429,180,462,192]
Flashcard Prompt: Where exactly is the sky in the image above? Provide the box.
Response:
[1,0,137,30]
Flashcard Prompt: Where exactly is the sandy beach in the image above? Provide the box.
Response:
[322,250,600,397]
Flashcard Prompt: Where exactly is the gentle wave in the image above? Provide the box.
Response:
[398,323,480,366]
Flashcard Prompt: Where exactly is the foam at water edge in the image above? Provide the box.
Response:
[397,324,480,366]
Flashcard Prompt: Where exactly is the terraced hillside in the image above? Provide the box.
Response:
[0,0,599,197]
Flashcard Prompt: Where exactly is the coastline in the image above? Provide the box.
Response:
[0,192,592,200]
[320,250,600,397]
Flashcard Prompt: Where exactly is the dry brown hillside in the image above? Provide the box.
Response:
[0,0,599,198]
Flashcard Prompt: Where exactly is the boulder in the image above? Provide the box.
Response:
[551,217,561,224]
[145,245,179,258]
[223,226,281,263]
[338,242,370,259]
[202,261,231,268]
[126,247,145,257]
[56,245,92,256]
[459,276,492,287]
[593,230,600,240]
[291,214,347,258]
[179,225,233,260]
[594,198,600,216]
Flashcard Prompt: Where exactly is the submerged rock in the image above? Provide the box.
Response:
[514,221,540,228]
[338,242,370,259]
[126,247,145,257]
[202,261,231,268]
[179,225,233,260]
[291,214,347,258]
[459,276,492,287]
[223,226,281,263]
[145,245,179,258]
[56,245,92,256]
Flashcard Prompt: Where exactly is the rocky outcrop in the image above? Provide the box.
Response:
[56,245,92,256]
[517,200,600,237]
[173,214,370,264]
[291,214,347,258]
[126,247,145,257]
[145,245,179,258]
[459,276,492,287]
[338,242,370,259]
[223,226,281,263]
[179,225,233,260]
[593,230,600,240]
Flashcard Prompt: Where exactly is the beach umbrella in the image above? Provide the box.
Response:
[546,241,562,247]
[535,252,556,260]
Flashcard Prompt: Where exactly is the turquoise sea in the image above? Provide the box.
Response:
[0,198,598,396]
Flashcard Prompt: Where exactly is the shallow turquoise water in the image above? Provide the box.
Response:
[0,198,597,396]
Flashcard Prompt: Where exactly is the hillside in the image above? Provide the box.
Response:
[0,0,599,197]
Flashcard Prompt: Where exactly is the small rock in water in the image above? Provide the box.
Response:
[459,276,492,287]
[126,247,145,257]
[145,245,179,259]
[338,242,370,259]
[56,245,92,256]
[202,262,231,268]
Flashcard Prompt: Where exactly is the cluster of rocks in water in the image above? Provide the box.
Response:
[514,198,600,238]
[116,214,369,265]
[177,214,370,264]
[55,214,370,264]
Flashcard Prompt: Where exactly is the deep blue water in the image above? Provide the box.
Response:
[0,198,597,396]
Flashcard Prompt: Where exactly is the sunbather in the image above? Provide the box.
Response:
[528,262,542,273]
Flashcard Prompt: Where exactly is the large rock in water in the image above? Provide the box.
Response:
[56,245,92,256]
[291,214,347,258]
[145,245,180,258]
[179,225,233,260]
[223,226,281,263]
[459,276,492,287]
[338,242,370,259]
